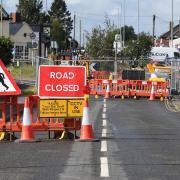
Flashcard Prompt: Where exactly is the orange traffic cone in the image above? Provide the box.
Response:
[77,95,99,142]
[149,82,155,101]
[105,83,110,99]
[16,97,36,142]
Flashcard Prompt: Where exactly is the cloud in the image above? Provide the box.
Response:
[3,0,180,37]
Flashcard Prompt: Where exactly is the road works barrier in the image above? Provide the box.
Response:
[89,79,169,99]
[0,96,81,138]
[90,71,110,79]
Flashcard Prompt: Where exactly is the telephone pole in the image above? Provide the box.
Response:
[73,14,76,40]
[1,0,3,37]
[152,14,156,45]
[137,0,139,40]
[79,19,81,48]
[171,0,174,47]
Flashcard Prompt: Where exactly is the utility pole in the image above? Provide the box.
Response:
[123,0,126,48]
[79,19,81,48]
[82,31,85,48]
[137,0,139,40]
[171,0,173,47]
[73,14,76,40]
[179,19,180,37]
[1,0,3,37]
[152,14,156,46]
[39,24,43,57]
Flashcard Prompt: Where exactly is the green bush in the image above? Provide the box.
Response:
[0,36,13,66]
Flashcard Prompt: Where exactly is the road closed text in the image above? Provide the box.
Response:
[45,72,79,92]
[45,84,79,92]
[39,66,86,98]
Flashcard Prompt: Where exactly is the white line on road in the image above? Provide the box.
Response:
[103,108,106,113]
[102,119,107,127]
[102,128,107,137]
[104,103,107,108]
[101,140,107,152]
[102,113,106,119]
[103,98,106,102]
[100,157,109,177]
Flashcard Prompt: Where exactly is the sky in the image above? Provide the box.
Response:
[3,0,180,41]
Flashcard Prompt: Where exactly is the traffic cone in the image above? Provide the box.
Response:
[95,92,99,99]
[15,97,36,142]
[77,95,99,142]
[105,83,110,99]
[149,83,155,101]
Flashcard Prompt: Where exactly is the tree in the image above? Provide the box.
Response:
[123,33,153,67]
[0,37,13,65]
[86,26,105,57]
[86,16,137,58]
[49,0,73,49]
[17,0,45,24]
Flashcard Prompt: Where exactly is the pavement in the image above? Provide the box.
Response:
[0,97,180,179]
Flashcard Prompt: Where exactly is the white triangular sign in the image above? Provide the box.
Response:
[0,59,21,95]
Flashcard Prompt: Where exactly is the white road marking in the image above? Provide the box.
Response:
[100,157,109,177]
[104,103,107,108]
[101,140,107,152]
[102,113,106,119]
[102,128,107,137]
[103,108,106,113]
[104,98,106,102]
[102,119,107,127]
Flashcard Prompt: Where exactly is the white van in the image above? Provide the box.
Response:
[150,47,180,62]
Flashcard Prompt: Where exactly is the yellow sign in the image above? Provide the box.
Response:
[39,99,84,118]
[39,99,67,118]
[68,100,84,117]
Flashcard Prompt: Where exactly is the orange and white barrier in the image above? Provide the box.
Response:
[0,95,81,134]
[89,79,169,99]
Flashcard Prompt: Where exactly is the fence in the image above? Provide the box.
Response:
[170,60,180,95]
[89,79,169,98]
[0,95,81,134]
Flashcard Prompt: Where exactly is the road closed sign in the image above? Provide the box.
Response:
[38,66,86,98]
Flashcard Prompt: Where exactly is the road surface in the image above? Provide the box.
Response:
[0,97,180,180]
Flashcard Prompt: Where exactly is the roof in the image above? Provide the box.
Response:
[0,5,9,18]
[9,23,23,35]
[161,24,180,39]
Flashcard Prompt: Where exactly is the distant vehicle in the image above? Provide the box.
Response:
[150,47,180,63]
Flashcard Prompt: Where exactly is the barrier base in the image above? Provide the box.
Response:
[75,138,100,142]
[14,139,40,143]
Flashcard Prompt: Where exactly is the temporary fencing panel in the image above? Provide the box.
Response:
[0,96,81,133]
[91,71,110,79]
[110,80,130,97]
[89,79,169,98]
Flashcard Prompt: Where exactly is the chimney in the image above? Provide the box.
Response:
[10,12,21,23]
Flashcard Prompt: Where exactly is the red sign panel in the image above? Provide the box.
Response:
[38,66,86,98]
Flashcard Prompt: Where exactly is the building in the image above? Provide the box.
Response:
[0,7,47,62]
[160,23,180,49]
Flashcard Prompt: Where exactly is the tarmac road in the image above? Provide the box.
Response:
[0,97,180,180]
